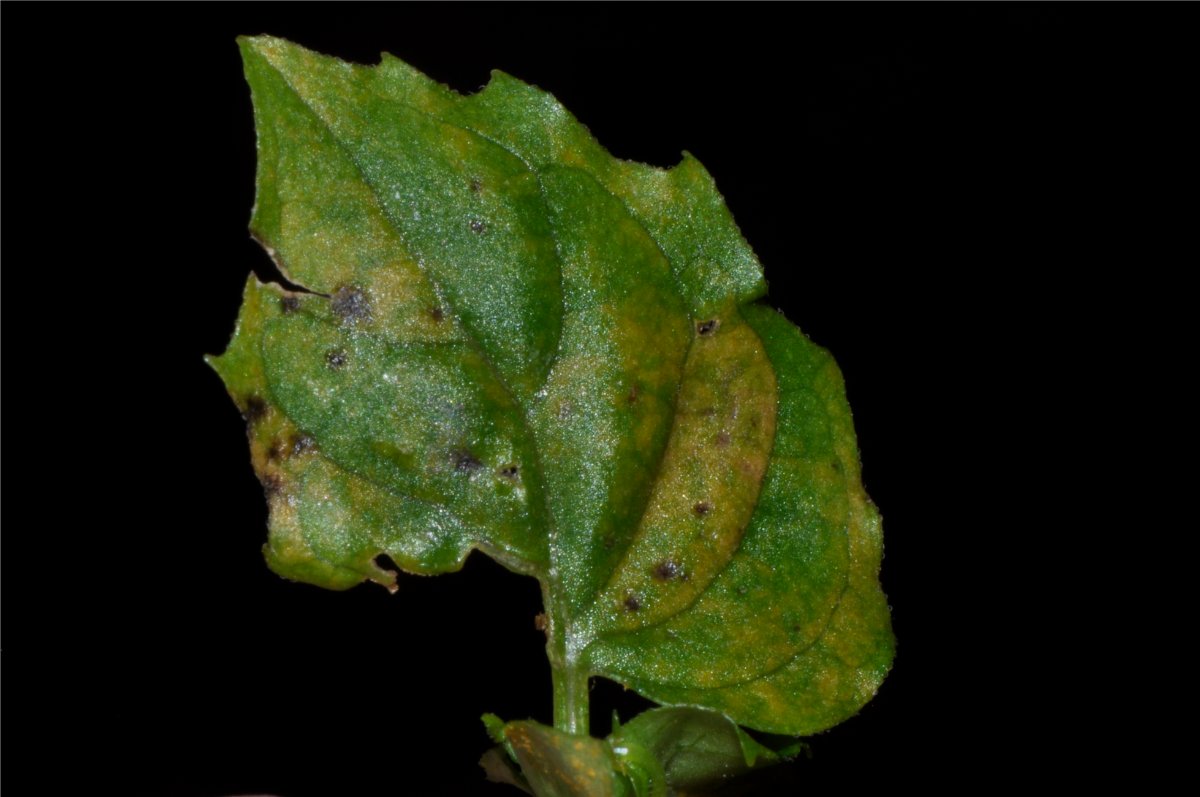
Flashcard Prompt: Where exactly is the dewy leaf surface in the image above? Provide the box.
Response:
[211,36,893,737]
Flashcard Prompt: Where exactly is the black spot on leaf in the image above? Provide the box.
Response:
[291,434,315,456]
[331,286,370,324]
[715,432,731,447]
[693,501,712,517]
[469,178,483,194]
[653,560,681,581]
[280,296,301,314]
[326,349,347,370]
[624,593,641,612]
[498,465,519,480]
[430,306,445,323]
[696,319,719,336]
[243,396,267,423]
[469,219,487,234]
[262,473,283,497]
[453,449,483,472]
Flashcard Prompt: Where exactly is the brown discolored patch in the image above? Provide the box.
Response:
[693,501,712,517]
[534,613,547,632]
[291,434,315,456]
[696,319,719,336]
[243,396,267,423]
[469,219,487,234]
[325,349,347,370]
[653,560,681,581]
[280,295,301,314]
[623,593,641,612]
[429,306,445,323]
[331,286,371,324]
[267,439,283,461]
[715,431,731,447]
[469,177,483,194]
[626,384,639,405]
[453,449,483,472]
[498,464,519,480]
[262,473,283,497]
[831,459,843,473]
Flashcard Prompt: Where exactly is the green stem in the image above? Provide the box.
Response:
[551,656,589,735]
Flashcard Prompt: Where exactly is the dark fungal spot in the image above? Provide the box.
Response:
[653,560,681,581]
[736,585,748,596]
[267,439,283,461]
[693,501,712,517]
[453,449,483,473]
[469,219,487,234]
[624,593,641,612]
[498,465,519,480]
[325,349,347,370]
[291,434,315,456]
[469,177,483,194]
[696,319,719,336]
[627,385,639,405]
[331,286,370,324]
[243,396,267,423]
[262,473,283,497]
[429,306,445,323]
[715,431,731,447]
[280,295,301,314]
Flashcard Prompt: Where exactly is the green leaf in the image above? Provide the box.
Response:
[609,706,802,792]
[503,721,627,797]
[210,35,893,744]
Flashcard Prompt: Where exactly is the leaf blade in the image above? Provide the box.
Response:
[216,36,894,744]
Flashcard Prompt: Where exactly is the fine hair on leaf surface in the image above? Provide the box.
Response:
[209,34,894,795]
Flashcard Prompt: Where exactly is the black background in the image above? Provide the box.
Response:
[5,4,1191,795]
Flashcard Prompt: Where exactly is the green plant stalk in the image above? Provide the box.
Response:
[551,655,589,736]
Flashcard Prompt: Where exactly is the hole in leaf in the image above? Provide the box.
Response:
[374,552,400,571]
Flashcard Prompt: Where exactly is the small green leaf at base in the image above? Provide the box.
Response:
[610,707,801,793]
[482,709,800,797]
